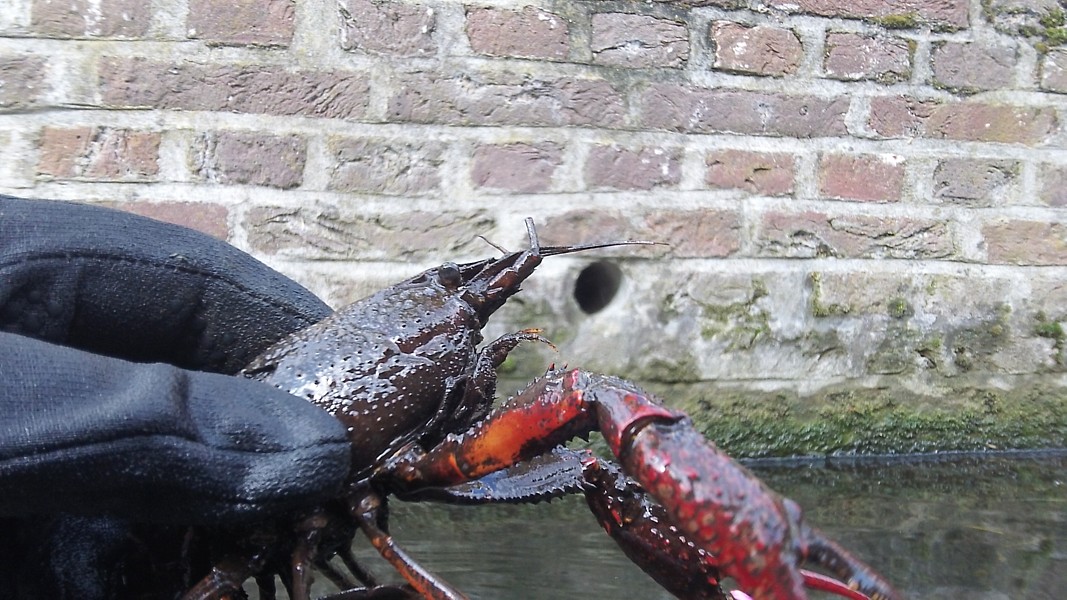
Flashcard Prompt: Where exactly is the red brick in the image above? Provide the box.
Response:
[705,149,795,196]
[930,41,1018,93]
[766,0,968,30]
[0,55,48,111]
[586,145,681,191]
[711,22,802,77]
[540,208,741,258]
[756,210,954,259]
[1038,164,1067,207]
[329,137,446,195]
[591,13,688,69]
[188,0,295,47]
[824,32,912,83]
[191,131,306,189]
[246,206,493,260]
[933,158,1020,206]
[983,220,1067,265]
[388,72,625,128]
[340,0,436,57]
[37,126,159,181]
[99,57,370,119]
[641,85,848,137]
[31,0,150,38]
[818,153,905,202]
[1041,49,1067,94]
[466,7,568,60]
[869,96,1058,145]
[539,210,633,248]
[471,142,563,193]
[641,210,742,258]
[110,202,229,240]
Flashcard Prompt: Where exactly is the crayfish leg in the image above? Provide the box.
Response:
[180,546,272,600]
[801,530,901,600]
[348,490,468,600]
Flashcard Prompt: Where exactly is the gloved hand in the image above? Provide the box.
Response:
[0,195,351,523]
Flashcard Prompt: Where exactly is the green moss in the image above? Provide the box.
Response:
[888,297,912,319]
[641,357,702,383]
[676,383,1067,458]
[1035,320,1064,340]
[1034,312,1065,365]
[1032,8,1067,52]
[871,13,920,29]
[697,278,771,350]
[1040,7,1065,28]
[809,272,851,318]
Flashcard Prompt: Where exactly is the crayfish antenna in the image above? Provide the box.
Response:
[520,216,665,257]
[476,234,510,255]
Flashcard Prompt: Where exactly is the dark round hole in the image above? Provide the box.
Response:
[573,260,623,314]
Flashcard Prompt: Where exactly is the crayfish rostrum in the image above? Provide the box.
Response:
[182,219,900,600]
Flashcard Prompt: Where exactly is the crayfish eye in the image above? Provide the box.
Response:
[438,263,462,289]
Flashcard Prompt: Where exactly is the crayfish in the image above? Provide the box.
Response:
[182,219,900,600]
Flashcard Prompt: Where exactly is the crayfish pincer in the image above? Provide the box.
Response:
[182,220,900,600]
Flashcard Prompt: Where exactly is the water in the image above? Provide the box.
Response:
[300,451,1065,599]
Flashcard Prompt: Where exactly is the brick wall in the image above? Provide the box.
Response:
[2,0,1065,453]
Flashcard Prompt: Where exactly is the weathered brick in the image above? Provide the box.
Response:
[640,85,848,137]
[31,0,150,38]
[388,72,625,128]
[705,149,795,196]
[983,219,1067,265]
[99,57,370,119]
[340,0,436,57]
[868,96,1058,145]
[591,13,688,69]
[931,41,1018,93]
[37,126,160,181]
[471,142,562,193]
[329,137,445,195]
[0,55,47,111]
[540,208,741,258]
[466,7,568,60]
[710,22,802,77]
[756,210,954,259]
[190,131,306,189]
[933,158,1020,206]
[1030,275,1067,319]
[814,271,1014,319]
[539,210,632,247]
[766,0,968,30]
[246,206,493,260]
[110,201,229,240]
[1038,164,1067,206]
[1041,49,1067,94]
[819,153,905,202]
[641,210,742,258]
[188,0,295,47]
[586,145,681,191]
[824,32,912,83]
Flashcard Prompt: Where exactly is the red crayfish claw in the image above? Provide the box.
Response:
[578,370,901,600]
[388,368,900,600]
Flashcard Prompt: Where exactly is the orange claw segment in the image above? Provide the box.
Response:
[390,374,597,489]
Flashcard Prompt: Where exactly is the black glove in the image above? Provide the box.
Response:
[0,195,350,523]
